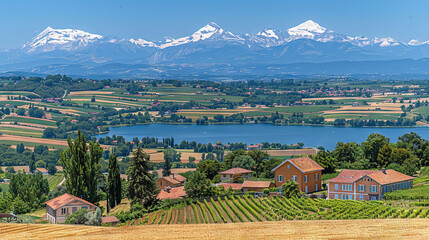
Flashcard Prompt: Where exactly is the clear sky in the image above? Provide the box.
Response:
[1,0,429,49]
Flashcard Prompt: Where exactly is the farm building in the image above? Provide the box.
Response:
[156,174,186,189]
[219,167,253,181]
[157,186,186,200]
[101,216,120,226]
[35,167,48,175]
[272,157,324,193]
[215,183,243,191]
[45,193,98,224]
[326,168,415,200]
[242,181,274,192]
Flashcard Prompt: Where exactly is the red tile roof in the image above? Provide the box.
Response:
[36,167,48,172]
[220,167,253,175]
[326,169,415,185]
[45,193,97,210]
[160,176,181,185]
[157,186,187,200]
[101,216,119,224]
[272,157,324,173]
[367,169,415,185]
[326,170,376,183]
[242,181,273,189]
[217,183,243,190]
[171,174,186,183]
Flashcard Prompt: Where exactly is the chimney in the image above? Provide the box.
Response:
[171,173,175,180]
[382,168,386,174]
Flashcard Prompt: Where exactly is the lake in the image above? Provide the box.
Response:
[94,124,429,150]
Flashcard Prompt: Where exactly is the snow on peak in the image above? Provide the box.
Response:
[257,29,279,39]
[130,38,158,47]
[288,20,327,37]
[23,27,103,52]
[408,39,429,46]
[372,37,400,47]
[159,22,227,49]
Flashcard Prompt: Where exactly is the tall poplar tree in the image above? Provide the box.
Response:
[107,153,122,210]
[127,147,158,207]
[59,130,102,203]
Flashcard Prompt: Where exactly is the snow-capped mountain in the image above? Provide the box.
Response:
[158,22,244,49]
[22,27,104,53]
[3,20,429,74]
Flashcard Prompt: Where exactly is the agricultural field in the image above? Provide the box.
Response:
[44,174,64,191]
[124,196,429,226]
[3,219,429,240]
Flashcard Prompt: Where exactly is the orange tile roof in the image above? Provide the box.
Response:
[159,176,181,185]
[367,169,415,185]
[242,181,273,189]
[157,186,187,200]
[326,170,376,183]
[36,167,48,172]
[219,167,253,175]
[45,193,97,210]
[172,174,186,183]
[217,183,243,190]
[101,216,119,223]
[326,169,415,185]
[272,157,324,173]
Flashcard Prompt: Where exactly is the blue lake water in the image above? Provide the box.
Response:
[94,124,429,150]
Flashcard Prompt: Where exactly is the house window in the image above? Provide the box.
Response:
[287,164,290,169]
[335,194,339,199]
[277,175,284,182]
[342,184,353,191]
[349,195,353,200]
[370,185,377,193]
[61,208,68,215]
[305,186,308,193]
[359,195,364,200]
[81,206,88,210]
[315,173,319,180]
[335,184,339,190]
[358,185,365,192]
[304,175,308,183]
[292,175,297,182]
[316,184,318,191]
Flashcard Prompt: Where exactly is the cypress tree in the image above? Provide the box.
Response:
[29,153,36,173]
[126,147,158,207]
[107,154,122,210]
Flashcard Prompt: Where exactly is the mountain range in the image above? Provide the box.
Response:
[3,20,429,79]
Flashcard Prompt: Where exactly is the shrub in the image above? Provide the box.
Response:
[65,209,89,224]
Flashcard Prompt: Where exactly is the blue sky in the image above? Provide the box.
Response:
[1,0,429,49]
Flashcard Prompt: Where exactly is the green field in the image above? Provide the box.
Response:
[264,105,341,113]
[0,116,57,127]
[0,183,9,192]
[44,174,64,191]
[0,140,67,150]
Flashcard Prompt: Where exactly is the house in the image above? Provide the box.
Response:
[219,168,253,181]
[157,186,187,200]
[101,216,120,226]
[326,169,414,200]
[156,174,186,189]
[247,144,263,150]
[242,181,274,192]
[45,193,98,224]
[36,168,48,175]
[272,157,324,193]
